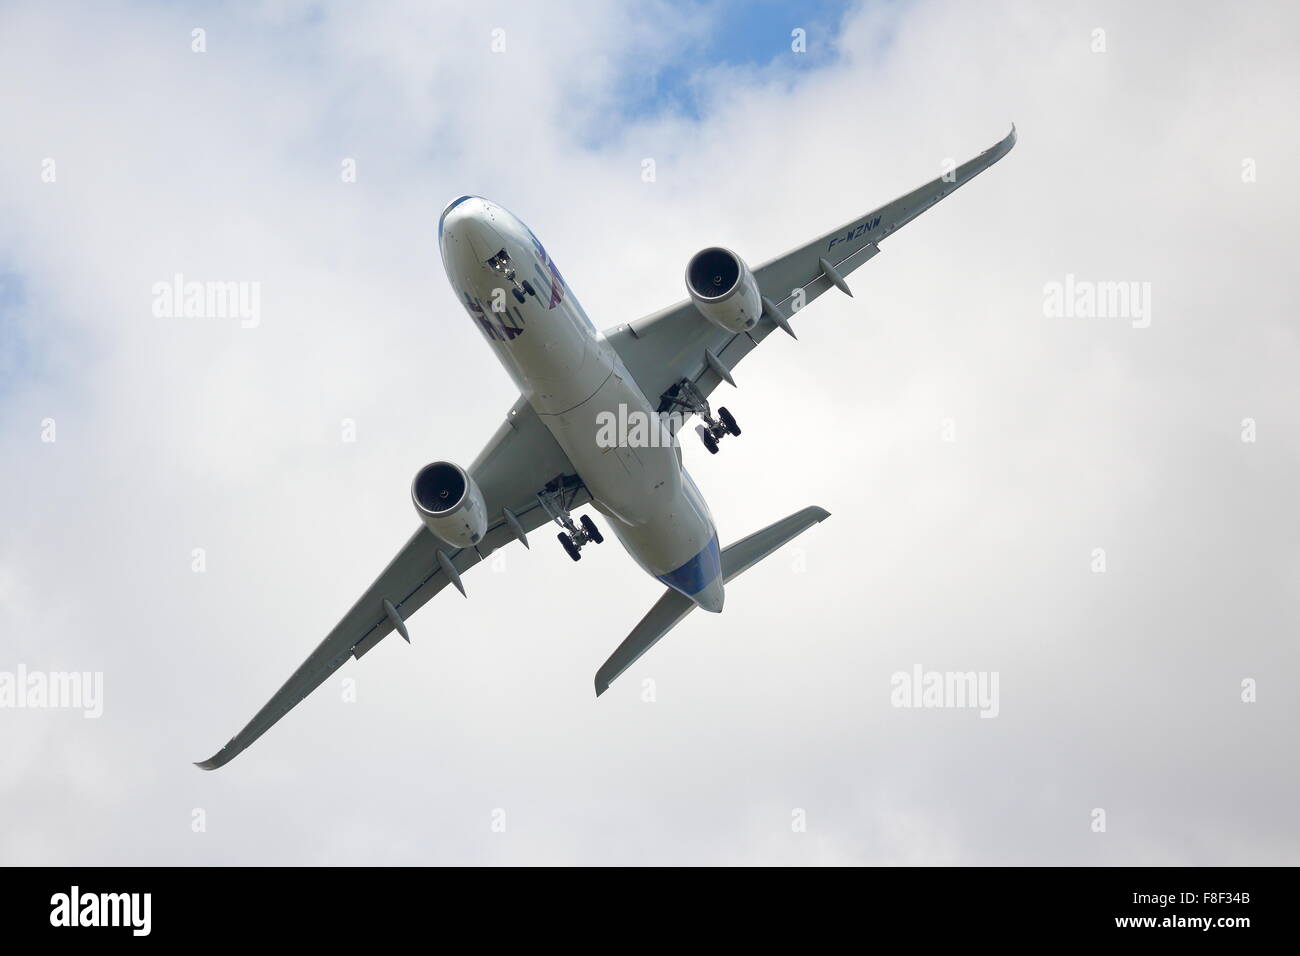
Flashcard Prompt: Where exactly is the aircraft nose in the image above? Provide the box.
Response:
[439,196,505,262]
[694,577,725,613]
[438,195,476,239]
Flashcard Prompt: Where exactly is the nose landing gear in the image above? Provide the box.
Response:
[486,250,539,304]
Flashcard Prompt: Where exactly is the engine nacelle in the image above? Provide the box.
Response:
[685,246,762,334]
[411,461,487,548]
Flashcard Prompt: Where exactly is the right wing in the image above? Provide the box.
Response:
[195,395,587,770]
[603,125,1017,411]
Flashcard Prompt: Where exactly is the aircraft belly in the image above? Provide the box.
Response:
[458,225,718,584]
[501,313,605,413]
[538,369,679,526]
[603,491,717,580]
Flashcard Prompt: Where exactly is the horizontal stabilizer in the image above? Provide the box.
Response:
[719,505,829,581]
[594,505,830,696]
[593,590,696,697]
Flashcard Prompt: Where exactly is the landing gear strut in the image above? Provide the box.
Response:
[662,378,741,455]
[538,479,603,562]
[486,250,539,303]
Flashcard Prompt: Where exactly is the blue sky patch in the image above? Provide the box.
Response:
[615,0,856,123]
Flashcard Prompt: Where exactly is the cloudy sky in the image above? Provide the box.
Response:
[2,0,1297,865]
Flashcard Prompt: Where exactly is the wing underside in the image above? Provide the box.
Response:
[603,125,1018,409]
[195,397,585,770]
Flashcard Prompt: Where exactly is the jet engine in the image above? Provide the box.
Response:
[411,461,488,548]
[685,246,762,334]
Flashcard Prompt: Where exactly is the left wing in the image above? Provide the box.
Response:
[195,396,587,770]
[603,125,1017,408]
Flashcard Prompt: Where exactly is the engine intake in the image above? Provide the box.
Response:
[412,461,487,548]
[685,247,762,334]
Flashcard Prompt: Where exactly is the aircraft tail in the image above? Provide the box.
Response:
[594,506,830,696]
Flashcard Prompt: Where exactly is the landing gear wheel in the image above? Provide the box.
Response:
[512,288,526,304]
[701,430,719,455]
[580,514,603,544]
[558,532,581,561]
[718,406,740,437]
[522,280,537,297]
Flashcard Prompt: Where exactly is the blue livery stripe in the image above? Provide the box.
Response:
[656,534,721,597]
[437,195,475,239]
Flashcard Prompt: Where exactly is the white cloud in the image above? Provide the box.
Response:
[1,0,1297,864]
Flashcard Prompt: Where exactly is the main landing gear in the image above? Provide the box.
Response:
[538,479,603,562]
[663,378,741,455]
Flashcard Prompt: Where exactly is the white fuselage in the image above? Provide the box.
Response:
[438,196,724,612]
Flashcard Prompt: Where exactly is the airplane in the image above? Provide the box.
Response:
[196,125,1017,769]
